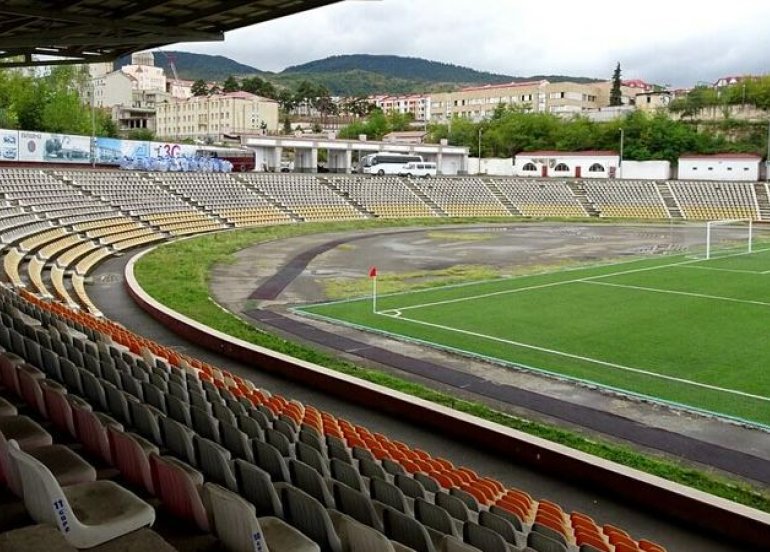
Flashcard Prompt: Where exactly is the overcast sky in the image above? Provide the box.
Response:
[167,0,770,87]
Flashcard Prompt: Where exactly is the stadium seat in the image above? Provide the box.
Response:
[382,505,437,552]
[107,426,158,494]
[233,459,284,518]
[8,439,155,548]
[194,434,238,492]
[331,479,382,530]
[279,484,343,552]
[289,458,335,507]
[0,423,95,495]
[149,453,209,531]
[463,521,508,552]
[204,481,321,552]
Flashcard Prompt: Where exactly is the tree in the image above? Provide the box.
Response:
[610,63,623,107]
[277,89,297,112]
[191,79,208,96]
[282,116,292,134]
[222,75,240,93]
[127,128,155,141]
[241,76,278,99]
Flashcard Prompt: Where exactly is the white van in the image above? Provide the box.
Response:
[399,161,437,178]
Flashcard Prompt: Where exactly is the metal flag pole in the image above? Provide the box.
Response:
[369,266,378,313]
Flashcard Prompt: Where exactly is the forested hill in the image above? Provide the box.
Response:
[117,51,267,82]
[282,54,515,84]
[117,51,602,95]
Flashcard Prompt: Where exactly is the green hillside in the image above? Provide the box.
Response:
[283,54,515,84]
[118,51,267,81]
[120,51,602,95]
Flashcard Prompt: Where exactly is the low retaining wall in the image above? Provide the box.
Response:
[124,249,770,548]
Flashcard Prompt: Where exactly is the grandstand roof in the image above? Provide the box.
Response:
[0,0,342,68]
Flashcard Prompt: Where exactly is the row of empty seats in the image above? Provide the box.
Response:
[3,169,769,322]
[0,282,669,552]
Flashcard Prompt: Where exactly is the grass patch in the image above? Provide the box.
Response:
[133,218,770,513]
[323,264,502,300]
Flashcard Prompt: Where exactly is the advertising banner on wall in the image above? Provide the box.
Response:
[0,129,18,162]
[150,142,198,158]
[94,137,151,165]
[18,131,92,163]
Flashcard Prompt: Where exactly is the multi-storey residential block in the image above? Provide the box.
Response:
[373,94,432,121]
[155,91,279,141]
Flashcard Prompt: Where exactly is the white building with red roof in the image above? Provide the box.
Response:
[514,151,620,178]
[678,153,762,181]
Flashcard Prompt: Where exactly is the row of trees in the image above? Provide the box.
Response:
[670,76,770,115]
[194,75,378,123]
[422,105,767,162]
[0,66,117,136]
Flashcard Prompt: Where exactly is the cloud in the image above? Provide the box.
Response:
[168,0,770,86]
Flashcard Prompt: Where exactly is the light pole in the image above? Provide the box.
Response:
[618,127,624,179]
[478,127,482,175]
[90,79,96,169]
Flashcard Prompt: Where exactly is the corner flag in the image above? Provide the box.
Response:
[369,266,377,312]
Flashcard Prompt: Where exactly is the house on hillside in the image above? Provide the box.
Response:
[513,151,620,178]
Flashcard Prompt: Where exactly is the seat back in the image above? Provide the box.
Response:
[221,422,253,462]
[331,480,382,531]
[280,484,342,552]
[16,364,46,416]
[0,352,23,395]
[330,457,364,492]
[382,506,436,552]
[149,453,209,531]
[289,458,334,507]
[107,426,157,494]
[204,482,266,552]
[395,473,427,500]
[463,522,508,552]
[160,416,196,465]
[129,401,163,446]
[71,400,115,463]
[252,440,290,483]
[478,510,518,544]
[488,505,523,532]
[39,381,74,436]
[7,439,71,529]
[338,514,395,552]
[371,477,409,513]
[435,492,470,522]
[527,530,568,552]
[195,435,237,492]
[0,428,21,492]
[415,498,456,537]
[233,459,283,518]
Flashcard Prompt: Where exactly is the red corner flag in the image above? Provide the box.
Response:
[369,266,378,313]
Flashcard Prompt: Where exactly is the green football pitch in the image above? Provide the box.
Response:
[298,245,770,427]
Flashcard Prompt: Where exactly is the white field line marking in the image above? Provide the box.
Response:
[382,311,770,403]
[681,265,765,275]
[392,246,770,314]
[582,280,770,308]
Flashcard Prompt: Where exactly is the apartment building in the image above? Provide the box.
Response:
[373,94,432,121]
[429,80,607,121]
[155,91,279,141]
[428,78,653,122]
